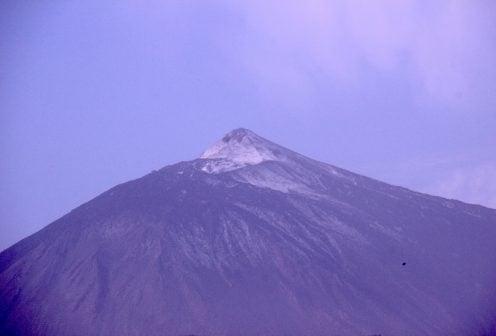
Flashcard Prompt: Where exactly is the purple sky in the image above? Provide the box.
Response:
[1,0,496,250]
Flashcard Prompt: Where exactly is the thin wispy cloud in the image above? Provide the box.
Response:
[232,0,496,110]
[423,160,496,208]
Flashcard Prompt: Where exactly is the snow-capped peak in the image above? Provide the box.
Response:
[200,128,282,173]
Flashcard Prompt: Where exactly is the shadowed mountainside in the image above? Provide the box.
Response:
[1,128,496,335]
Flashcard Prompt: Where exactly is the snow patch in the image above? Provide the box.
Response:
[200,128,279,173]
[232,164,319,196]
[201,138,277,165]
[201,159,246,174]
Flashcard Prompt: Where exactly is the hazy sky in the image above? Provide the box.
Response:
[1,0,495,250]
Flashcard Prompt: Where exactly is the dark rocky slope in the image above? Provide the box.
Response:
[1,129,496,335]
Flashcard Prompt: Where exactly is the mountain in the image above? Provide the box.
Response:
[1,128,496,336]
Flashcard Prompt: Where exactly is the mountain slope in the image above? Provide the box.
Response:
[1,128,496,335]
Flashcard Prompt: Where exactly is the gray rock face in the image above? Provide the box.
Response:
[1,128,496,335]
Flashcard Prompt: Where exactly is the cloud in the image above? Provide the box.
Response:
[365,155,496,209]
[386,154,496,209]
[422,161,496,209]
[231,0,496,110]
[8,0,493,111]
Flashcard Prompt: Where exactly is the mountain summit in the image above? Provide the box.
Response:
[201,128,277,162]
[1,129,496,336]
[200,128,296,173]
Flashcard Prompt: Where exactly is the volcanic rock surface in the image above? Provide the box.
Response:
[1,128,496,335]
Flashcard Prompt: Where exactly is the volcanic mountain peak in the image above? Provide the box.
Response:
[200,128,288,173]
[2,129,496,336]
